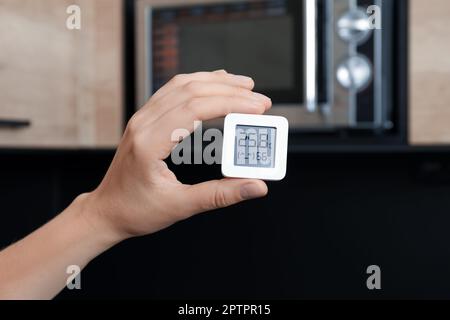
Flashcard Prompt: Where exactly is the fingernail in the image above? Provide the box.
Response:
[240,183,266,200]
[252,92,272,105]
[214,69,228,74]
[233,74,253,84]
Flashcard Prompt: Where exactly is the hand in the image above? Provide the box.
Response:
[0,71,272,300]
[84,71,272,242]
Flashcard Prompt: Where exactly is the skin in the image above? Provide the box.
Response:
[0,71,272,300]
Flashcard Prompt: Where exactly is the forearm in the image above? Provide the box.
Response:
[0,193,121,300]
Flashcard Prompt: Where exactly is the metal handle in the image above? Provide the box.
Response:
[305,0,318,113]
[0,119,31,129]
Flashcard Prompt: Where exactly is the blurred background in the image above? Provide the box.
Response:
[1,0,450,299]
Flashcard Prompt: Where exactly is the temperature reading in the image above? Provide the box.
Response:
[234,125,276,168]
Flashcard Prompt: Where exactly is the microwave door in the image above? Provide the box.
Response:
[267,0,356,131]
[296,0,355,130]
[264,0,337,131]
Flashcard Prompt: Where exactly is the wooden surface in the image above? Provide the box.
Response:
[410,0,450,145]
[0,0,123,148]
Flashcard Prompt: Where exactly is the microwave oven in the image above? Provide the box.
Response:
[135,0,399,133]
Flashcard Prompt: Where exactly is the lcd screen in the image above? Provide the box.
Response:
[234,125,276,168]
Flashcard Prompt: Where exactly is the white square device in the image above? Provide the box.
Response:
[221,113,289,181]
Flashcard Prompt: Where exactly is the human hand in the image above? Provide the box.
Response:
[84,71,272,242]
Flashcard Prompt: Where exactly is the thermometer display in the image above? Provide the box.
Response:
[234,125,276,168]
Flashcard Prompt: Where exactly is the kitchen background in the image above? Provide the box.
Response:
[1,0,450,299]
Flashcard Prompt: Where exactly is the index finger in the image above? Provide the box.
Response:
[150,70,255,102]
[148,94,271,159]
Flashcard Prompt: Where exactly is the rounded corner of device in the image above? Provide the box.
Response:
[272,168,287,182]
[221,166,231,179]
[273,115,289,129]
[281,116,290,128]
[279,169,287,181]
[223,113,235,123]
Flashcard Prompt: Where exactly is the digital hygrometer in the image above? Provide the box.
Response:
[221,113,289,181]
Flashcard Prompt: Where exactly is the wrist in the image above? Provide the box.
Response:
[70,192,126,251]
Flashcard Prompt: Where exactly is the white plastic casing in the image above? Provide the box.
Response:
[221,113,289,181]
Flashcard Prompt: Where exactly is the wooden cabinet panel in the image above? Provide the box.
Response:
[0,0,123,148]
[410,0,450,145]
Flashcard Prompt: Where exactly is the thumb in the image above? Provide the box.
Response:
[183,179,268,215]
